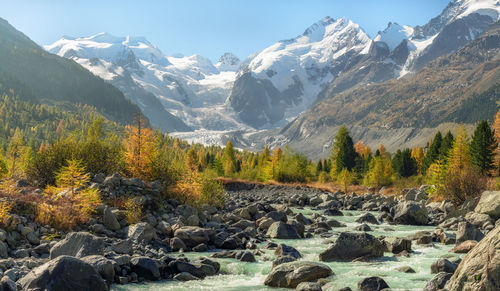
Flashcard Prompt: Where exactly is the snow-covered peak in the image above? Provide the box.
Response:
[215,52,241,71]
[246,16,371,82]
[374,22,414,51]
[452,0,500,21]
[45,32,169,66]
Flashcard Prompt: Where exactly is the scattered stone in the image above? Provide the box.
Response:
[392,201,428,225]
[18,256,107,291]
[266,221,301,239]
[357,276,390,291]
[103,207,121,231]
[425,272,452,291]
[81,255,115,282]
[474,191,500,219]
[275,244,302,259]
[319,232,384,262]
[295,282,322,291]
[174,272,199,281]
[431,258,458,274]
[451,240,478,253]
[396,266,416,273]
[356,213,379,225]
[174,226,210,248]
[50,232,104,259]
[445,225,500,290]
[130,256,161,281]
[127,222,158,243]
[383,237,412,254]
[264,261,333,288]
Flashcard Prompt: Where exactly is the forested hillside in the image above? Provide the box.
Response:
[0,17,141,125]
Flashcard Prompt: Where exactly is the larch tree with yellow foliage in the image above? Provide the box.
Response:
[411,147,425,175]
[124,113,155,180]
[493,109,500,173]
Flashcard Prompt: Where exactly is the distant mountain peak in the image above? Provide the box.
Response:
[374,22,414,51]
[215,52,240,71]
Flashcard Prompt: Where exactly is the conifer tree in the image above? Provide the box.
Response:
[330,125,357,174]
[7,129,25,176]
[411,147,424,175]
[448,126,471,174]
[222,140,237,176]
[440,131,454,160]
[422,131,443,174]
[470,120,497,175]
[124,113,155,180]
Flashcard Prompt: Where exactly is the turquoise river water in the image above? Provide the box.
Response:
[112,208,459,291]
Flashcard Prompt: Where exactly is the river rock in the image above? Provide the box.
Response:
[50,232,104,259]
[383,237,412,254]
[170,237,187,251]
[266,221,301,239]
[264,261,333,288]
[174,226,210,248]
[18,256,107,291]
[425,272,452,291]
[431,258,458,274]
[392,201,428,225]
[236,251,256,262]
[356,213,379,225]
[112,239,133,255]
[456,221,484,244]
[275,244,302,259]
[357,276,390,291]
[296,282,322,291]
[173,272,198,281]
[319,232,384,261]
[451,240,478,253]
[81,255,115,282]
[445,225,500,290]
[474,191,500,219]
[465,212,492,228]
[272,255,297,268]
[126,222,158,243]
[130,256,161,281]
[103,207,121,231]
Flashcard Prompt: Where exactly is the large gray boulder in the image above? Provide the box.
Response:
[50,232,104,259]
[130,257,160,281]
[456,221,484,244]
[392,201,428,225]
[81,255,115,282]
[425,272,453,291]
[18,256,107,291]
[103,207,120,231]
[319,232,384,261]
[174,226,210,248]
[126,222,158,243]
[266,221,301,239]
[383,237,412,254]
[358,276,390,291]
[474,191,500,219]
[445,226,500,290]
[264,261,333,288]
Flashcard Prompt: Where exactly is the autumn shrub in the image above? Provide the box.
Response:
[199,172,227,208]
[442,164,486,203]
[0,201,13,228]
[35,159,102,229]
[123,197,142,224]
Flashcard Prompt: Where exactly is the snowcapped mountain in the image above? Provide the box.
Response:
[228,17,371,128]
[45,34,246,131]
[45,0,500,140]
[316,0,500,101]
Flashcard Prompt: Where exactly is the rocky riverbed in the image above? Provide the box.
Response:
[1,175,499,290]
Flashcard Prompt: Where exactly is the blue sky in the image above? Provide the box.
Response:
[1,0,450,62]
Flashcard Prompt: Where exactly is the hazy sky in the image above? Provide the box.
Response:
[1,0,451,62]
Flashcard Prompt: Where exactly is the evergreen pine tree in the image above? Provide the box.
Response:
[440,131,454,160]
[422,131,443,174]
[330,125,357,174]
[470,120,497,175]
